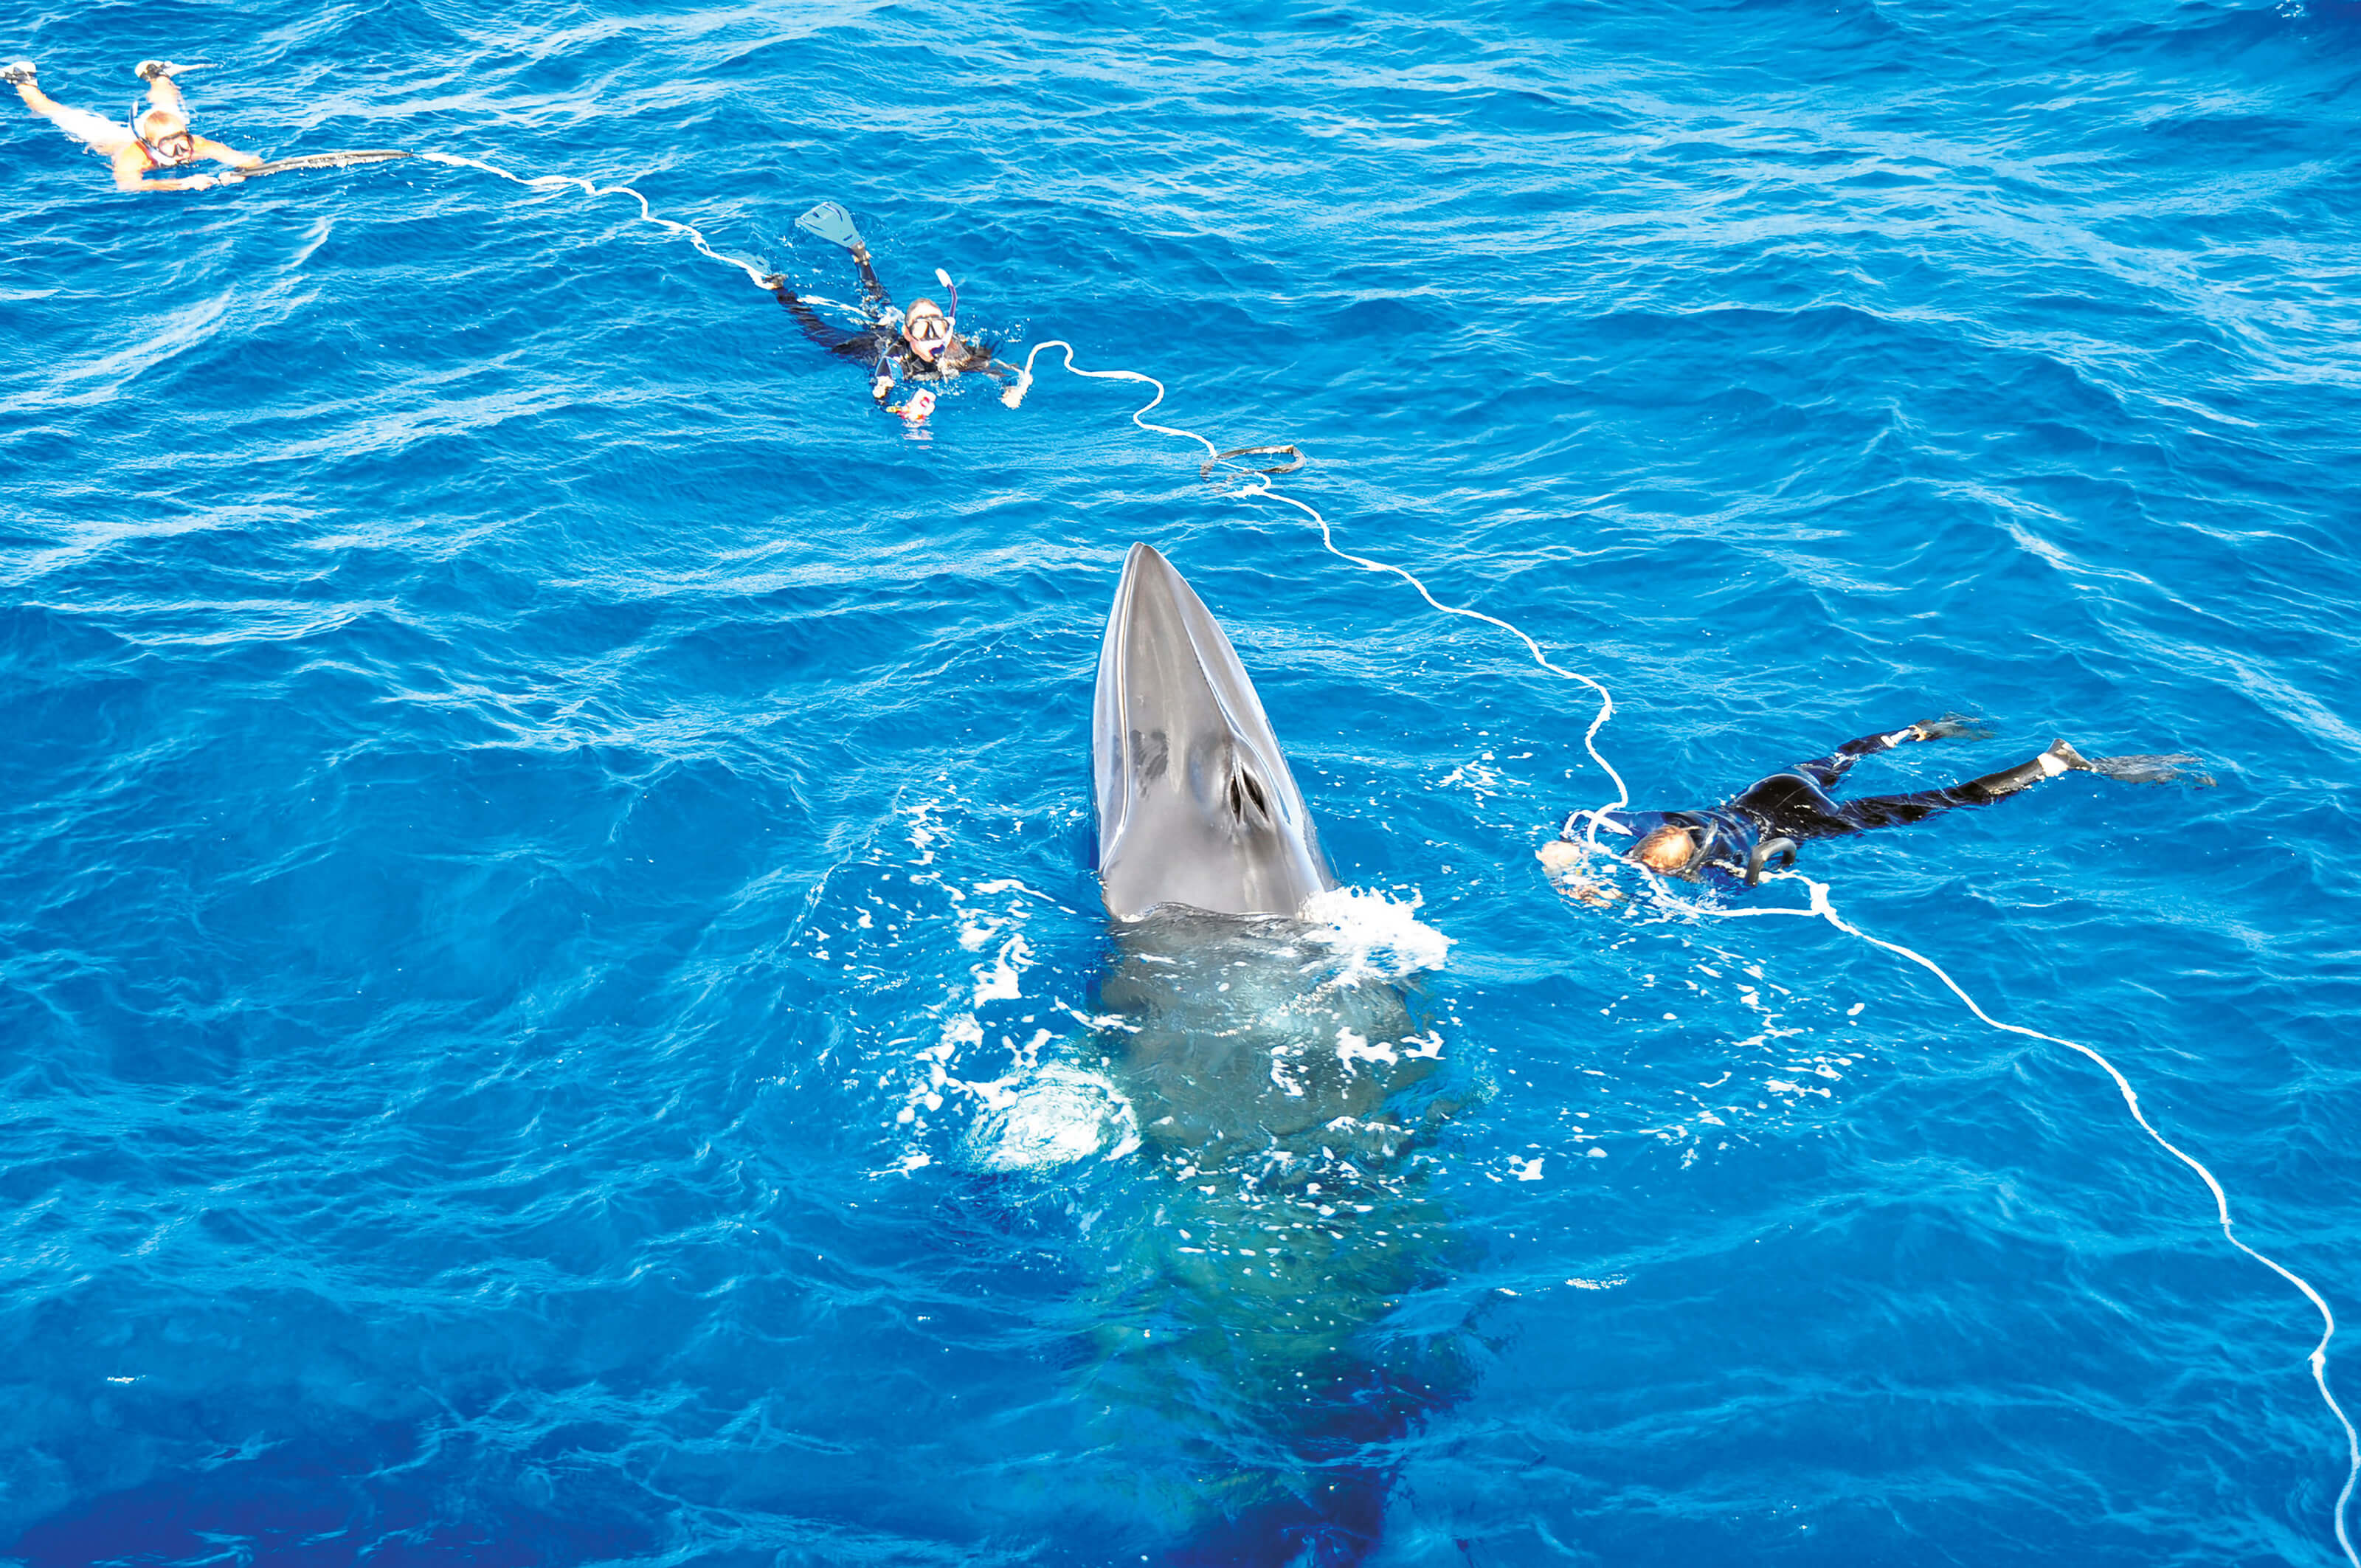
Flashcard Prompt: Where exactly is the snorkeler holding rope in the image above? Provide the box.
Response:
[761,201,1027,423]
[1539,717,2211,903]
[4,59,261,192]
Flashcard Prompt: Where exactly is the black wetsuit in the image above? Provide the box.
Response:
[1568,722,2072,886]
[770,249,1017,402]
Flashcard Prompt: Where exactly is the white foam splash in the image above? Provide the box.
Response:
[1335,1026,1400,1072]
[963,1062,1141,1173]
[1298,885,1452,983]
[970,932,1031,1006]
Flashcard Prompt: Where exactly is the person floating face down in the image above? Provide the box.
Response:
[2,60,261,191]
[756,238,1026,419]
[1538,716,2212,905]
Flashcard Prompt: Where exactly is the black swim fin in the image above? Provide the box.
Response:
[795,200,865,252]
[2085,752,2214,787]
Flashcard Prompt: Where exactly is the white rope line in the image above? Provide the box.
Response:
[1023,336,2357,1564]
[417,152,770,286]
[1017,339,1218,457]
[1707,871,2360,1566]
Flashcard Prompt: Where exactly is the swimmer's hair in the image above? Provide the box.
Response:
[905,297,943,319]
[1631,824,1699,875]
[135,106,187,137]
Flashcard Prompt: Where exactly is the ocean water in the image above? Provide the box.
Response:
[5,0,2361,1562]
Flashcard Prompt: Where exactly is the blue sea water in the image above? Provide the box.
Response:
[6,0,2361,1562]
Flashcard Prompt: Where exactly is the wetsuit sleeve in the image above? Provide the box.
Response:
[774,287,878,358]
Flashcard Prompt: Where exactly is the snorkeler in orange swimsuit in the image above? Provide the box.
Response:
[4,60,260,192]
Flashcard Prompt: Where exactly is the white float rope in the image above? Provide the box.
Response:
[417,152,770,286]
[1712,871,2361,1565]
[1020,336,2359,1565]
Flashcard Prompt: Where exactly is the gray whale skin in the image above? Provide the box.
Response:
[1094,541,1337,922]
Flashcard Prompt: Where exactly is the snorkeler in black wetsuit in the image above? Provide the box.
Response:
[1540,717,2210,899]
[757,233,1023,415]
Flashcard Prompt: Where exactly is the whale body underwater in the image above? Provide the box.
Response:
[964,543,1479,1564]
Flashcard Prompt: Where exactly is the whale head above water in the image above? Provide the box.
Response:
[1093,542,1337,922]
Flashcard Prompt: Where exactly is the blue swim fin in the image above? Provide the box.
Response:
[795,200,865,252]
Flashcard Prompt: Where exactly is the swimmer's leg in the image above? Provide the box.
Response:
[136,63,188,117]
[7,69,133,155]
[1791,714,1994,787]
[1836,737,2090,830]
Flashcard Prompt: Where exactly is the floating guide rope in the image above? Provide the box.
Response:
[415,152,771,286]
[1714,871,2360,1567]
[1016,338,2361,1565]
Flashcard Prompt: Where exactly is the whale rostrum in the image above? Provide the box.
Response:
[1093,542,1337,922]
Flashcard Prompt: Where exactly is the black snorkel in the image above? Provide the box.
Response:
[125,100,165,162]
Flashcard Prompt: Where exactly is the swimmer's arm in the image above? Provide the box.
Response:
[193,136,262,169]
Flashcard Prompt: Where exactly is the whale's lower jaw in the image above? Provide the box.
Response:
[1093,542,1336,922]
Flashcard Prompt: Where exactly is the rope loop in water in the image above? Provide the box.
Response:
[417,151,771,286]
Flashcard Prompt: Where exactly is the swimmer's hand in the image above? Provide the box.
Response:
[1911,714,1993,741]
[1000,371,1030,410]
[871,374,894,401]
[758,272,786,291]
[1538,840,1621,907]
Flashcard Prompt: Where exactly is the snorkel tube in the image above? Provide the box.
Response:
[125,100,167,163]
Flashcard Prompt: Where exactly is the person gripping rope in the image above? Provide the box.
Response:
[4,60,260,192]
[760,201,1025,421]
[1541,716,2211,903]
